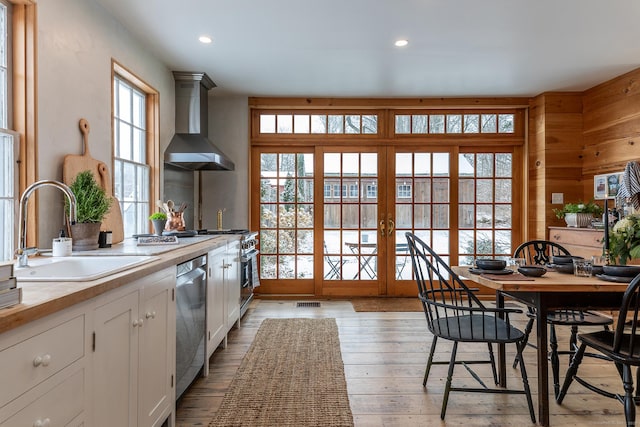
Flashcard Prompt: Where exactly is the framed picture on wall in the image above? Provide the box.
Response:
[594,171,623,199]
[594,175,607,199]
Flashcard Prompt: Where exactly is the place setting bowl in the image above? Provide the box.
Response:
[470,259,513,275]
[518,265,547,277]
[595,265,640,283]
[547,256,584,274]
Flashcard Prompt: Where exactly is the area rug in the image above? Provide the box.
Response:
[208,318,354,427]
[350,297,422,312]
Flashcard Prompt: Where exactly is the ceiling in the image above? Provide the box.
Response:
[96,0,640,98]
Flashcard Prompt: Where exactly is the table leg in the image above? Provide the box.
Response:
[536,299,550,427]
[496,291,507,387]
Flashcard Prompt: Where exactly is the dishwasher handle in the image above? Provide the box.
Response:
[177,255,207,277]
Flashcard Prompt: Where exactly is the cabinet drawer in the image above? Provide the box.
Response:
[1,369,84,426]
[0,315,84,406]
[549,227,603,248]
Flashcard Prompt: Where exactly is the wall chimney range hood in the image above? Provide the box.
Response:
[164,71,235,171]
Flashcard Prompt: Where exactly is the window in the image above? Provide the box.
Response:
[366,184,377,198]
[113,74,150,237]
[259,113,378,134]
[349,184,358,198]
[397,184,411,199]
[458,152,514,265]
[395,113,515,135]
[0,0,15,262]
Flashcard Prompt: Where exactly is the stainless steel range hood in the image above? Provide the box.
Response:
[164,71,235,171]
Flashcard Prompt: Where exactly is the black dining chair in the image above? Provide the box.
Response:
[557,273,640,427]
[511,240,613,398]
[405,232,536,423]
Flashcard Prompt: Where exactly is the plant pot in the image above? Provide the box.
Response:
[564,213,593,228]
[70,222,101,251]
[151,219,167,235]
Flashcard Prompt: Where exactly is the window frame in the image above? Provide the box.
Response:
[111,60,160,237]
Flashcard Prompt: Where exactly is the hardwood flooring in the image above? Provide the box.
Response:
[176,299,625,426]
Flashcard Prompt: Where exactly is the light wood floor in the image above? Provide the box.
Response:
[176,299,625,426]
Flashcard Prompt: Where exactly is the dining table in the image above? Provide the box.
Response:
[451,265,630,427]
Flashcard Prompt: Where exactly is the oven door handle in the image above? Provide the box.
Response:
[241,249,259,263]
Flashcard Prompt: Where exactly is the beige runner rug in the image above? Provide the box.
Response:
[208,318,354,427]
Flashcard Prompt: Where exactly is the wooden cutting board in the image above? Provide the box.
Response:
[62,119,105,187]
[98,163,124,244]
[62,118,124,244]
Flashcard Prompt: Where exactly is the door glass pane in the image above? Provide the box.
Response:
[259,152,314,280]
[323,152,378,281]
[395,151,451,277]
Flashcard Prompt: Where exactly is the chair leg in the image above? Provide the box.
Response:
[514,316,535,369]
[549,324,560,399]
[568,325,579,363]
[623,364,636,427]
[441,341,458,420]
[424,337,438,387]
[516,340,536,424]
[557,342,587,404]
[487,343,498,385]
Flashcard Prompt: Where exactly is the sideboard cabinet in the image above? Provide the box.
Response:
[548,226,604,259]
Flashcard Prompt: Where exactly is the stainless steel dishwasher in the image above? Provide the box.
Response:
[175,254,207,400]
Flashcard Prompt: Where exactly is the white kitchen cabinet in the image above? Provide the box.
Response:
[92,267,175,427]
[207,245,226,358]
[206,239,241,362]
[0,304,89,426]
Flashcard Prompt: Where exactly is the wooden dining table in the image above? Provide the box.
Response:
[451,266,630,427]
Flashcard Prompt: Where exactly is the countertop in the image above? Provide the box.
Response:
[0,235,237,334]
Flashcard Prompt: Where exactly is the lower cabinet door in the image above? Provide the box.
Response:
[92,290,139,427]
[138,272,175,427]
[2,368,84,426]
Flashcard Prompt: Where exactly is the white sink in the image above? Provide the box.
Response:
[14,255,157,282]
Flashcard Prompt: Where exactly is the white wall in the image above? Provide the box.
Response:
[35,0,174,245]
[200,96,249,230]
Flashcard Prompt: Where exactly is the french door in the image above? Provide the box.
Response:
[254,145,518,297]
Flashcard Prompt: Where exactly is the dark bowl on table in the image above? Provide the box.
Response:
[552,255,584,265]
[518,265,547,277]
[476,259,507,270]
[602,265,640,278]
[550,263,575,274]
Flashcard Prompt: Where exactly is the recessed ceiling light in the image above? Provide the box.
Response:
[394,39,409,47]
[199,35,212,44]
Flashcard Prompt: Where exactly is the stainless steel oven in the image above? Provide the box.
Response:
[240,232,259,316]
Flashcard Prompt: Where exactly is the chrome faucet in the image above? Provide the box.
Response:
[16,180,77,267]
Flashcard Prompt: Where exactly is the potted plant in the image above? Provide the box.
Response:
[66,170,112,250]
[608,214,640,265]
[553,200,603,228]
[149,211,168,235]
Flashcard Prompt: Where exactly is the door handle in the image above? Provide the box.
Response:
[388,214,395,236]
[379,219,386,236]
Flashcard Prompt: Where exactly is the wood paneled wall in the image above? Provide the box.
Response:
[528,92,584,239]
[582,68,640,194]
[528,67,640,240]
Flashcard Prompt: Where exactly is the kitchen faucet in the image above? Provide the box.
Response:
[16,180,77,267]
